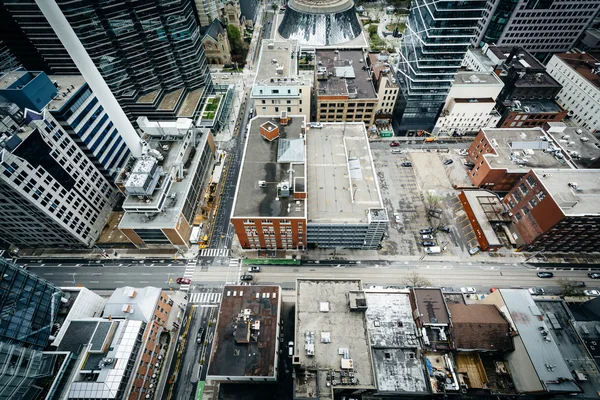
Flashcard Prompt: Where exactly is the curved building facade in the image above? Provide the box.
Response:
[278,0,362,46]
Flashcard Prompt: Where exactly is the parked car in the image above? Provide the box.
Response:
[248,266,261,272]
[537,272,554,278]
[574,281,586,288]
[463,161,475,168]
[422,234,434,240]
[288,341,294,357]
[589,272,600,279]
[310,122,323,129]
[528,287,545,295]
[443,159,454,165]
[176,277,191,284]
[394,214,401,223]
[438,227,451,233]
[460,287,476,294]
[422,241,436,247]
[389,141,400,147]
[419,228,434,234]
[196,328,205,344]
[583,289,600,296]
[469,246,480,255]
[391,149,403,154]
[401,161,412,167]
[240,274,253,281]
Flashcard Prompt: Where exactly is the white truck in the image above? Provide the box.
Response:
[425,246,441,254]
[189,226,202,244]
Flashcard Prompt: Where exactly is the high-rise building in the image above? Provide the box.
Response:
[395,0,486,134]
[2,0,213,121]
[472,0,600,62]
[0,40,20,76]
[0,95,117,248]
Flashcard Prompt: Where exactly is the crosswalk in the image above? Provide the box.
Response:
[179,260,197,291]
[200,248,230,258]
[188,292,222,304]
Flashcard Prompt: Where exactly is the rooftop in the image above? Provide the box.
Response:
[368,52,398,89]
[157,88,184,111]
[46,75,87,112]
[480,128,571,171]
[254,40,301,85]
[306,123,384,224]
[0,70,28,89]
[494,46,545,71]
[447,303,512,351]
[505,99,563,113]
[531,169,600,215]
[513,72,561,89]
[364,292,428,394]
[460,190,508,248]
[295,279,375,394]
[555,52,600,90]
[535,300,600,397]
[316,49,377,99]
[498,289,580,393]
[413,288,449,325]
[207,285,281,379]
[103,287,163,323]
[453,71,503,86]
[543,126,600,169]
[464,48,497,72]
[232,116,307,219]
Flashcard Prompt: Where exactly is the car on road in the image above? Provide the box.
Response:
[584,289,600,296]
[438,227,451,233]
[574,281,586,288]
[310,122,323,129]
[528,287,545,295]
[389,141,400,147]
[176,277,191,284]
[288,341,294,357]
[401,161,412,167]
[248,266,261,272]
[421,234,434,240]
[419,228,434,234]
[460,287,476,294]
[443,159,454,165]
[196,328,205,344]
[469,246,480,255]
[589,272,600,279]
[537,272,554,278]
[240,274,253,281]
[422,241,436,247]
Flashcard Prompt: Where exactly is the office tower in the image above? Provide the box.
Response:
[395,0,486,134]
[0,40,20,76]
[472,0,600,62]
[0,90,117,248]
[0,70,131,180]
[2,0,212,121]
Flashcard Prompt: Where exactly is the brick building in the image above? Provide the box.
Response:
[502,169,600,252]
[498,100,567,129]
[458,190,509,252]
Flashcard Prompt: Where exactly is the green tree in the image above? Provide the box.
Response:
[227,24,248,63]
[368,24,378,36]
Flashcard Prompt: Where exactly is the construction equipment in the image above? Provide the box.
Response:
[417,130,433,137]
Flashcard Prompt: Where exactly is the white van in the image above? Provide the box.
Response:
[425,246,441,254]
[288,341,294,357]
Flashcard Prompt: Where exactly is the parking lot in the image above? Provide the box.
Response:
[372,148,478,257]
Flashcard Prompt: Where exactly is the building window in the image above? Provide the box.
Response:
[537,191,546,201]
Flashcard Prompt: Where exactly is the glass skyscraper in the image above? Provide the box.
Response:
[1,0,212,121]
[395,0,486,134]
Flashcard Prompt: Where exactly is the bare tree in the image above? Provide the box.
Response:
[425,191,443,210]
[402,271,432,288]
[557,278,582,297]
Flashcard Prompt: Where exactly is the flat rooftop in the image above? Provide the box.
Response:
[46,75,87,112]
[531,169,600,215]
[494,46,545,71]
[480,128,570,171]
[506,99,563,113]
[465,48,497,71]
[295,280,375,391]
[535,300,600,397]
[544,126,600,169]
[499,289,580,393]
[0,70,28,89]
[365,292,428,394]
[316,49,377,99]
[556,52,600,90]
[453,71,503,86]
[177,87,204,117]
[232,116,306,218]
[413,288,449,325]
[368,52,398,89]
[514,72,561,89]
[254,40,299,85]
[306,123,383,224]
[157,88,184,111]
[207,285,280,379]
[461,190,507,247]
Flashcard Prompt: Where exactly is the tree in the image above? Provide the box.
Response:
[557,278,582,297]
[425,191,443,209]
[271,3,279,11]
[402,271,432,288]
[226,24,248,64]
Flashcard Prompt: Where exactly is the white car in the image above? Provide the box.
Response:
[528,287,545,295]
[310,122,323,129]
[460,287,476,294]
[422,234,434,240]
[583,289,600,296]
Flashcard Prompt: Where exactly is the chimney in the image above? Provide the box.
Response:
[506,47,519,65]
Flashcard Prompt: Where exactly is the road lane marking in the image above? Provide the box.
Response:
[115,281,125,283]
[43,273,54,275]
[89,280,99,283]
[140,281,149,283]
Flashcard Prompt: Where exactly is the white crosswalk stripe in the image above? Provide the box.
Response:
[188,292,222,304]
[179,284,190,291]
[229,258,241,268]
[199,248,230,257]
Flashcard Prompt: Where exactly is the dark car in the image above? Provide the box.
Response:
[401,161,412,167]
[389,141,400,147]
[422,241,436,247]
[240,274,253,281]
[438,227,451,233]
[463,161,475,168]
[196,328,205,344]
[537,272,554,278]
[574,281,586,288]
[419,228,434,234]
[589,272,600,279]
[443,159,454,165]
